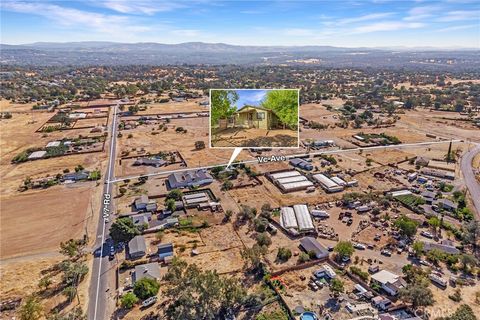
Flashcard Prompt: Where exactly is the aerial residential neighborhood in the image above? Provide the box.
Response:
[1,1,480,320]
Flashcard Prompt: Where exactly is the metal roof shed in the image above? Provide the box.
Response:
[293,204,314,231]
[270,171,301,180]
[277,175,308,184]
[280,207,298,229]
[281,181,314,191]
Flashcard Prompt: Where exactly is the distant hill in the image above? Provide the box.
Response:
[1,41,479,70]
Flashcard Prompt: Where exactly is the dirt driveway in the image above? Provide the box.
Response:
[212,128,298,147]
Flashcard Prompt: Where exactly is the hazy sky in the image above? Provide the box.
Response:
[1,0,479,48]
[235,90,267,109]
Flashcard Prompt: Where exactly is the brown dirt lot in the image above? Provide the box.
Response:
[136,99,207,115]
[1,152,104,195]
[116,117,251,177]
[73,117,107,128]
[397,109,480,142]
[0,186,93,259]
[182,248,244,274]
[198,224,243,252]
[427,282,480,316]
[212,128,299,148]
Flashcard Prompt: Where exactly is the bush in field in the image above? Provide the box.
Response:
[121,292,139,308]
[133,278,160,300]
[277,247,292,262]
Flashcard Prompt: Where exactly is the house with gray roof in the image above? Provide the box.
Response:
[167,170,213,189]
[62,170,90,182]
[436,198,458,212]
[423,240,460,255]
[299,237,329,260]
[133,262,160,282]
[421,191,436,204]
[131,212,152,228]
[134,195,149,211]
[128,235,147,259]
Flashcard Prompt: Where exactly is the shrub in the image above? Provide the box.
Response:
[133,278,160,300]
[120,292,139,308]
[277,247,292,262]
[298,252,310,263]
[254,218,269,232]
[350,266,369,281]
[256,232,272,247]
[194,141,205,150]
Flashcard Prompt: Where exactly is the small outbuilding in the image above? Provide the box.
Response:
[299,237,329,260]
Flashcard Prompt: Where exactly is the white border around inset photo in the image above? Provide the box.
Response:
[209,88,300,149]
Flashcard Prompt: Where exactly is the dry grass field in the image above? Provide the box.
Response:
[0,186,94,259]
[0,256,63,299]
[115,116,252,177]
[137,98,207,114]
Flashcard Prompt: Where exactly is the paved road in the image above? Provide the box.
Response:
[461,143,480,218]
[111,139,461,183]
[88,105,118,320]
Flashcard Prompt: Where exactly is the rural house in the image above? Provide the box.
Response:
[62,170,90,182]
[133,262,160,283]
[233,105,281,130]
[371,270,406,296]
[131,212,152,228]
[128,235,147,259]
[423,239,460,255]
[167,170,213,189]
[436,198,458,212]
[134,195,149,211]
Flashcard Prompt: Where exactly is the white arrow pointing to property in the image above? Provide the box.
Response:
[226,147,243,169]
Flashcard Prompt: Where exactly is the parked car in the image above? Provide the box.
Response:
[381,250,392,257]
[421,231,434,239]
[353,243,366,250]
[141,296,157,308]
[419,260,431,267]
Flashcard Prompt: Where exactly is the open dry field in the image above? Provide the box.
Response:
[137,98,207,115]
[212,128,299,148]
[1,112,54,160]
[1,151,104,195]
[0,255,63,299]
[0,99,38,112]
[397,109,480,142]
[427,282,480,316]
[0,102,105,307]
[119,157,185,177]
[115,116,252,177]
[0,185,94,259]
[72,117,107,128]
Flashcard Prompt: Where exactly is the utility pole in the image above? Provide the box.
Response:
[446,140,452,163]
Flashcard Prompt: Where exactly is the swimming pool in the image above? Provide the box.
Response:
[300,311,318,320]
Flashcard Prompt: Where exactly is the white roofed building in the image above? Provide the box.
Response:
[280,207,298,229]
[270,170,314,192]
[293,204,315,231]
[313,174,343,193]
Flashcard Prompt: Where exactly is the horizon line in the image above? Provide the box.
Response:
[1,41,479,51]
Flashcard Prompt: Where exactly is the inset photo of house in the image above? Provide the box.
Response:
[210,89,299,148]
